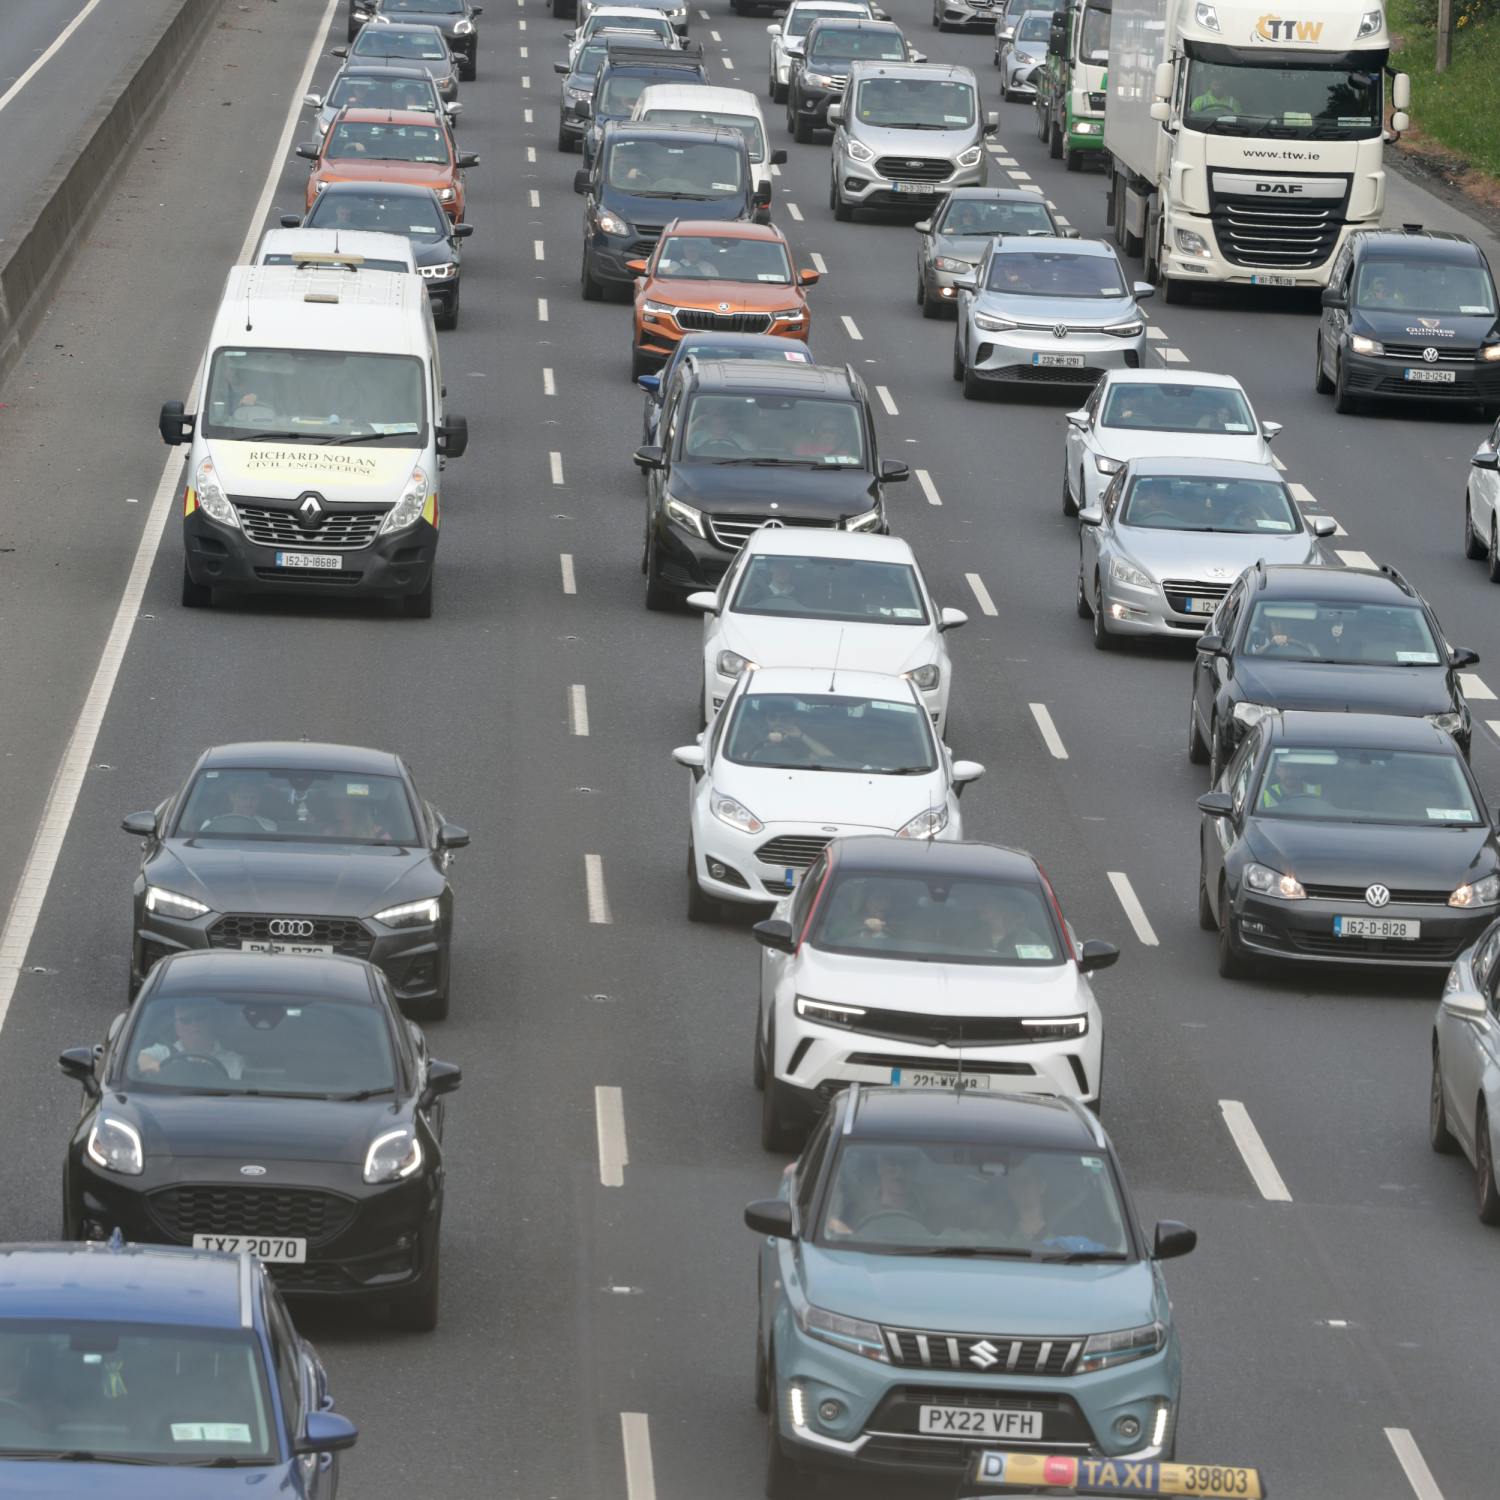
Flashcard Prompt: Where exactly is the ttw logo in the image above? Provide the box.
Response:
[1254,14,1326,40]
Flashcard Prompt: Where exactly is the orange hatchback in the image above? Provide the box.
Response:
[299,107,478,220]
[629,219,819,378]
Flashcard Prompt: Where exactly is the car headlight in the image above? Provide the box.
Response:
[87,1117,143,1177]
[1110,557,1154,590]
[1073,119,1100,134]
[566,84,592,99]
[373,897,441,928]
[1482,344,1500,363]
[798,1303,889,1362]
[907,663,941,691]
[1094,455,1123,475]
[933,256,975,273]
[1104,320,1144,338]
[419,262,457,280]
[1426,711,1465,736]
[1449,874,1500,908]
[189,456,238,529]
[364,1127,423,1184]
[378,466,432,536]
[664,494,705,537]
[1174,227,1211,258]
[710,789,763,834]
[843,506,882,533]
[1356,7,1383,37]
[770,307,806,322]
[1020,1014,1089,1041]
[803,70,836,87]
[846,139,875,162]
[1232,702,1274,730]
[454,17,475,32]
[974,313,1017,332]
[145,885,211,919]
[1350,334,1384,356]
[641,299,677,321]
[896,804,949,839]
[796,995,865,1028]
[438,187,455,202]
[955,145,983,167]
[1244,862,1306,900]
[597,209,630,236]
[716,649,753,678]
[1078,1321,1165,1373]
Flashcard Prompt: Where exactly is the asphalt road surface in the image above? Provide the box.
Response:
[0,0,1497,1496]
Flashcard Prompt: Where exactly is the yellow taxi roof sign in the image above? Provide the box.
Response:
[964,1451,1266,1499]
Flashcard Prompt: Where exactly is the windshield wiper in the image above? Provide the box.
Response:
[328,1086,397,1101]
[0,1451,172,1464]
[876,120,952,129]
[334,430,417,444]
[241,431,333,443]
[916,1246,1040,1259]
[630,189,717,199]
[881,765,936,775]
[1032,1250,1129,1263]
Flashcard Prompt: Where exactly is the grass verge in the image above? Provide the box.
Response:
[1387,0,1500,179]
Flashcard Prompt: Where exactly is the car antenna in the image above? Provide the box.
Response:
[829,627,844,693]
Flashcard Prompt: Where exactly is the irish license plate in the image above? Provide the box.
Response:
[240,940,334,957]
[1405,368,1455,384]
[1251,274,1296,287]
[192,1234,307,1263]
[1033,352,1085,367]
[1333,915,1419,940]
[891,181,933,194]
[919,1406,1043,1439]
[275,551,342,569]
[1183,597,1217,615]
[892,1067,993,1091]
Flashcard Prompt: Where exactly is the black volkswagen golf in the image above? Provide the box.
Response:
[1197,711,1500,978]
[60,951,461,1329]
[124,741,467,1019]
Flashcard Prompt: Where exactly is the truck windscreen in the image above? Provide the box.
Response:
[1183,61,1381,139]
[1078,2,1110,61]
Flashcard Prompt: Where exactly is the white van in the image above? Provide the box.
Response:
[630,83,785,219]
[253,227,417,276]
[158,264,468,619]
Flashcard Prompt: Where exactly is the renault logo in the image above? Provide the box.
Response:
[1365,884,1391,907]
[968,1339,1001,1370]
[239,1165,267,1177]
[1053,324,1068,339]
[297,493,324,522]
[268,918,315,938]
[1422,347,1439,363]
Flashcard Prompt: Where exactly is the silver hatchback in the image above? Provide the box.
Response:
[952,236,1152,399]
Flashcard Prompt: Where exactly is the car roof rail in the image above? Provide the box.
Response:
[841,360,864,395]
[1377,560,1413,593]
[842,1080,861,1133]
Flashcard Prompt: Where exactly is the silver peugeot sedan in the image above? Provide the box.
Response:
[1077,456,1337,649]
[914,185,1060,317]
[952,236,1153,399]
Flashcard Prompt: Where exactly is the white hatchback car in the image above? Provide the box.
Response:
[686,529,967,731]
[671,667,983,919]
[1063,369,1283,518]
[1462,414,1500,574]
[752,836,1117,1149]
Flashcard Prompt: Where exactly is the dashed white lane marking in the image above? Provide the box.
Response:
[1384,1429,1444,1500]
[1106,871,1159,946]
[530,188,541,207]
[519,45,528,57]
[570,684,590,736]
[560,553,577,594]
[699,6,710,15]
[810,252,827,274]
[1145,325,1167,340]
[786,202,803,221]
[965,572,998,615]
[550,451,565,485]
[1271,453,1286,470]
[1288,482,1316,505]
[522,74,531,88]
[1461,671,1496,700]
[595,1085,627,1183]
[1007,169,1032,181]
[518,15,527,26]
[915,468,942,506]
[534,239,545,261]
[1160,347,1189,363]
[1029,704,1068,760]
[1335,548,1376,570]
[0,0,105,116]
[875,384,898,416]
[524,107,534,123]
[621,1413,657,1500]
[585,855,613,925]
[543,367,556,396]
[996,156,1018,166]
[527,145,537,162]
[1053,214,1070,227]
[722,54,734,68]
[841,314,862,341]
[1485,719,1500,738]
[538,296,549,321]
[0,0,344,1034]
[1218,1100,1294,1202]
[710,27,721,39]
[1019,182,1044,194]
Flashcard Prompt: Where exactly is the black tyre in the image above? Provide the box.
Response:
[644,532,674,611]
[1430,1045,1459,1155]
[1197,861,1215,931]
[1332,354,1359,414]
[581,252,605,302]
[437,287,460,331]
[686,844,720,922]
[759,1025,803,1152]
[1035,97,1049,142]
[180,562,211,609]
[1465,490,1487,559]
[402,575,434,619]
[831,176,852,221]
[1216,883,1249,979]
[752,1010,766,1091]
[463,57,477,82]
[631,346,654,381]
[1314,334,1334,394]
[1163,274,1191,305]
[1188,699,1210,765]
[793,109,813,143]
[1065,146,1082,171]
[754,1303,771,1411]
[390,1240,440,1332]
[1049,112,1063,159]
[1478,1107,1500,1224]
[961,365,984,400]
[919,279,941,318]
[951,331,965,382]
[1075,557,1091,619]
[1091,576,1115,650]
[1062,461,1079,517]
[1487,519,1500,584]
[558,121,574,152]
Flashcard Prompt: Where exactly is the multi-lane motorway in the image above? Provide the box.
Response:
[2,0,1499,1495]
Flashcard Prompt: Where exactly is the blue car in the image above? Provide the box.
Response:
[746,1086,1196,1492]
[0,1239,356,1493]
[636,332,813,444]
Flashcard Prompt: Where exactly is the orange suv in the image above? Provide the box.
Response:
[299,107,478,220]
[628,219,819,378]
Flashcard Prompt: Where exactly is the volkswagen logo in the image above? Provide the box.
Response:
[968,1339,1001,1370]
[1422,347,1439,363]
[297,492,324,522]
[239,1165,267,1177]
[1053,324,1069,339]
[1365,884,1391,908]
[267,918,315,938]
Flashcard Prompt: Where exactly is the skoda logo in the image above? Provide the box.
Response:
[239,1165,267,1177]
[968,1339,1001,1370]
[1422,347,1439,363]
[297,493,324,522]
[1053,324,1068,339]
[268,918,315,938]
[1365,884,1391,908]
[718,302,731,312]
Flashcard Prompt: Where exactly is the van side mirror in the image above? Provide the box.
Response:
[158,402,193,446]
[278,211,301,228]
[753,919,795,953]
[1148,100,1170,122]
[437,415,469,458]
[453,222,475,238]
[457,151,480,168]
[826,104,843,124]
[573,169,591,194]
[633,445,665,470]
[770,148,788,165]
[1320,288,1346,310]
[554,60,570,73]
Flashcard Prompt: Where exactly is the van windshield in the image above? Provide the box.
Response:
[202,348,428,443]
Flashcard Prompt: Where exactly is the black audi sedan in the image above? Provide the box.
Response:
[1189,562,1478,780]
[124,741,467,1019]
[60,950,461,1329]
[1197,711,1500,979]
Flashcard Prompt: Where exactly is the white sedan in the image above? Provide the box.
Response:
[765,0,874,102]
[686,529,966,731]
[671,666,983,920]
[1062,369,1283,518]
[1462,414,1500,573]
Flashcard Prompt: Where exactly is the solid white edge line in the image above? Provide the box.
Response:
[1460,671,1495,700]
[1271,453,1286,470]
[1106,871,1159,946]
[560,553,577,594]
[840,314,862,341]
[550,451,565,485]
[585,853,612,923]
[0,0,104,115]
[595,1086,627,1186]
[1335,548,1376,570]
[875,384,898,416]
[0,0,344,1033]
[914,469,941,507]
[570,684,590,736]
[1028,703,1068,760]
[1218,1100,1294,1203]
[965,572,997,616]
[1384,1429,1445,1500]
[621,1413,657,1500]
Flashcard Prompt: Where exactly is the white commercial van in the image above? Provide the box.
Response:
[253,227,418,275]
[159,263,467,618]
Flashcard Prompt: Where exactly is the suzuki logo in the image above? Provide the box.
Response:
[1422,347,1440,363]
[968,1339,1002,1370]
[239,1165,267,1177]
[1254,182,1303,194]
[267,918,315,938]
[1365,884,1391,908]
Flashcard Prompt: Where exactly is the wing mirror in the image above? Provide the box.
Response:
[1065,409,1089,431]
[58,1047,102,1100]
[1077,939,1119,974]
[1320,288,1346,310]
[1195,633,1223,654]
[1310,516,1339,538]
[295,143,320,160]
[574,169,591,194]
[951,760,985,796]
[554,59,570,72]
[453,222,475,238]
[1473,444,1500,471]
[826,104,844,124]
[1450,646,1480,669]
[1132,280,1156,300]
[880,459,909,482]
[1077,506,1103,526]
[626,258,649,274]
[437,823,470,850]
[799,266,820,285]
[770,148,789,165]
[278,211,301,228]
[1260,420,1283,442]
[1153,1220,1197,1260]
[295,1411,359,1456]
[950,274,977,292]
[1443,986,1487,1019]
[122,810,157,837]
[637,373,661,393]
[671,745,706,769]
[303,92,323,108]
[436,415,469,458]
[752,918,795,953]
[419,1059,463,1107]
[1196,791,1234,817]
[157,401,193,446]
[938,607,967,632]
[633,445,665,470]
[744,1198,794,1237]
[913,219,932,234]
[685,591,719,614]
[457,151,480,168]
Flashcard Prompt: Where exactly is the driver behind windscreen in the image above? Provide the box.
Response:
[826,1148,936,1236]
[202,775,280,832]
[136,1001,246,1079]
